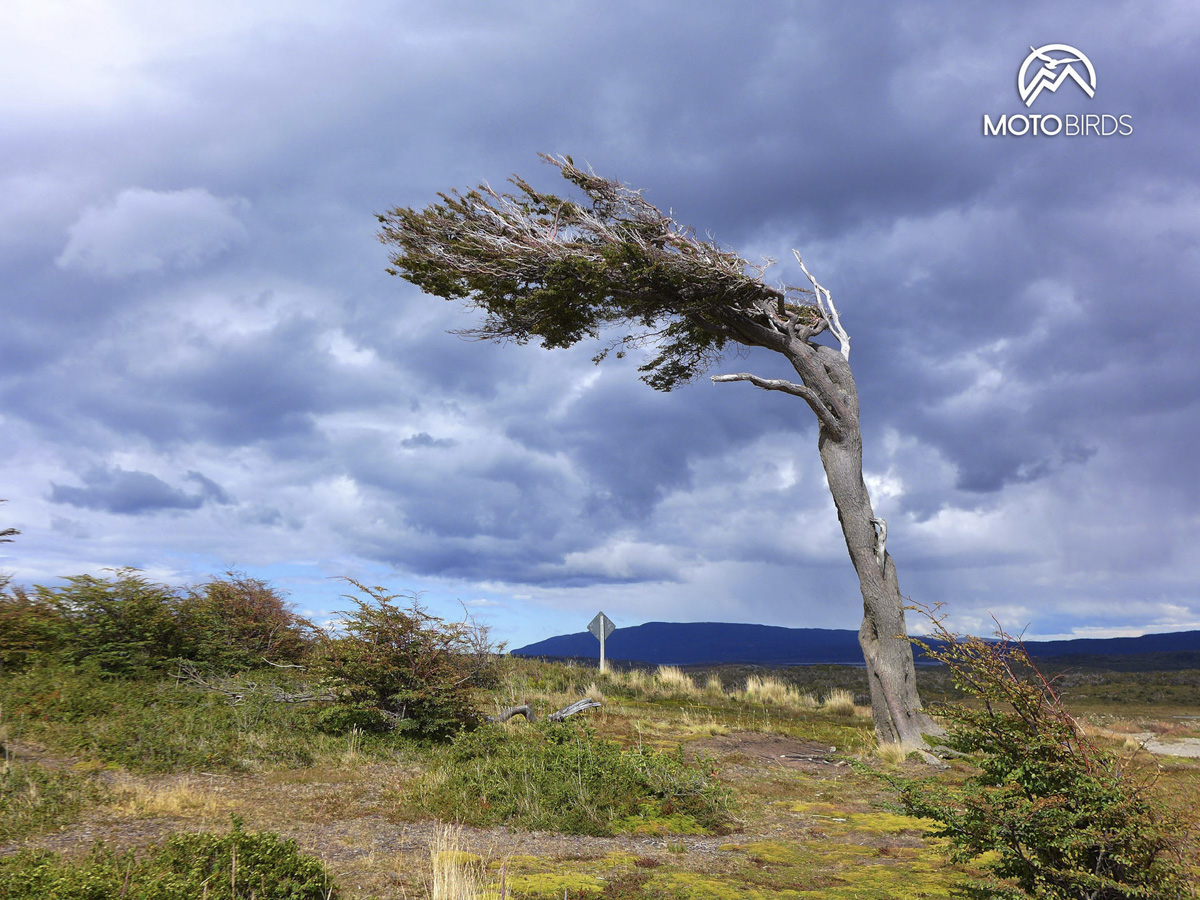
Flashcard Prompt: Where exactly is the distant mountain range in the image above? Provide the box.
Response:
[511,621,1200,670]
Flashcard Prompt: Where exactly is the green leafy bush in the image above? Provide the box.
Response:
[181,572,315,669]
[894,609,1194,900]
[0,818,336,899]
[0,583,64,674]
[1,569,319,676]
[311,581,488,738]
[421,720,732,836]
[40,570,186,675]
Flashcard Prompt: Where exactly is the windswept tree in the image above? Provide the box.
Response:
[378,155,938,748]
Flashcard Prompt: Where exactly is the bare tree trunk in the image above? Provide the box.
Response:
[819,428,937,746]
[808,347,940,748]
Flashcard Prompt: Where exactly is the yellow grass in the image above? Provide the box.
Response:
[655,665,700,695]
[820,688,858,716]
[107,775,228,819]
[583,681,604,702]
[741,675,817,709]
[430,825,494,900]
[872,742,909,766]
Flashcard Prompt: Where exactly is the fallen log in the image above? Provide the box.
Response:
[486,698,601,724]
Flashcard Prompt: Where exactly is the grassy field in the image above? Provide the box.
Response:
[1,657,1197,898]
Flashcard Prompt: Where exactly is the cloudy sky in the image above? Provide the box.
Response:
[2,1,1198,650]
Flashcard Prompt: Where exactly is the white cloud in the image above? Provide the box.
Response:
[57,188,248,277]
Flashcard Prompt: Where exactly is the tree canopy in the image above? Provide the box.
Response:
[377,154,825,392]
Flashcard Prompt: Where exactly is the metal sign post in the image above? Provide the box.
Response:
[587,611,616,673]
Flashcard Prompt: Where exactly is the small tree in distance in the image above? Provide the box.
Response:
[378,155,937,747]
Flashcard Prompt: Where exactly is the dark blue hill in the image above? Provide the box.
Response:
[513,622,866,666]
[511,621,1200,669]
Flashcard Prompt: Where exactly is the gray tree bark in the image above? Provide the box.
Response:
[812,353,938,747]
[714,265,940,750]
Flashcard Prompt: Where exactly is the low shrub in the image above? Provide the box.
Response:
[311,581,489,739]
[892,608,1195,900]
[419,720,732,836]
[1,569,320,677]
[181,572,315,669]
[33,570,185,676]
[0,818,336,899]
[0,584,63,674]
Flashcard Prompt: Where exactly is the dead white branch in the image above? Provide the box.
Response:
[711,372,843,438]
[794,251,849,361]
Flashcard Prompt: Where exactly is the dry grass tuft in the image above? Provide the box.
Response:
[703,674,725,696]
[606,668,650,693]
[742,675,817,709]
[873,742,909,766]
[820,688,857,716]
[430,825,493,900]
[108,775,227,819]
[655,666,700,695]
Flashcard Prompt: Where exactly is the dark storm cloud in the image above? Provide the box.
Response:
[49,466,229,515]
[3,1,1199,644]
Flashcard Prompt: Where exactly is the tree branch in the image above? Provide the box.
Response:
[794,252,849,361]
[711,372,843,439]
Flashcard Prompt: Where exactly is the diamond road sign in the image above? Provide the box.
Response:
[587,612,615,641]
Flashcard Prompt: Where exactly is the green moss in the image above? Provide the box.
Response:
[795,857,954,899]
[782,801,934,836]
[435,849,484,868]
[781,800,850,819]
[651,872,805,900]
[613,811,707,835]
[723,840,810,867]
[601,852,641,869]
[505,873,605,898]
[844,810,934,835]
[490,855,545,871]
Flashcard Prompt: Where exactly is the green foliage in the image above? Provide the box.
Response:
[420,720,732,836]
[0,759,108,842]
[181,571,314,669]
[0,818,336,899]
[3,663,321,773]
[378,154,821,391]
[0,584,64,673]
[40,570,187,676]
[1,570,317,676]
[311,580,488,739]
[893,611,1195,899]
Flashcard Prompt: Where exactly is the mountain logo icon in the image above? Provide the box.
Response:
[1018,44,1096,107]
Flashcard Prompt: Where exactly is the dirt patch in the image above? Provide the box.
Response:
[691,732,849,770]
[1129,733,1200,758]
